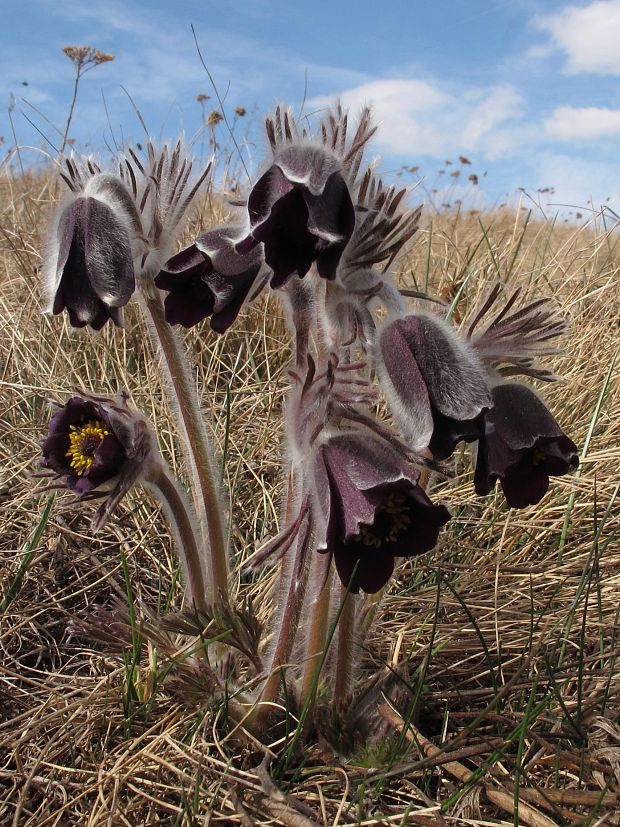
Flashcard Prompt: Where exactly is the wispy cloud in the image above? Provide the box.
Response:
[310,78,526,161]
[535,0,620,75]
[544,106,620,140]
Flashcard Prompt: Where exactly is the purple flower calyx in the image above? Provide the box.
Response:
[473,382,579,508]
[378,312,492,459]
[155,226,265,331]
[235,105,379,289]
[44,172,139,330]
[313,430,451,594]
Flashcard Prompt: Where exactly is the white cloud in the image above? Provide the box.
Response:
[536,1,620,74]
[310,79,449,156]
[544,106,620,140]
[461,86,525,147]
[310,79,525,161]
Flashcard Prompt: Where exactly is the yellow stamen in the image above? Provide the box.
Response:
[351,493,411,548]
[65,420,109,475]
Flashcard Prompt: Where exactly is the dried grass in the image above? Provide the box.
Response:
[1,171,619,825]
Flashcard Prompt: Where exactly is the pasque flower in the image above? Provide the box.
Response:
[473,382,579,508]
[235,107,377,288]
[155,227,264,332]
[378,313,493,459]
[313,432,450,594]
[237,147,355,288]
[43,173,138,330]
[42,392,156,528]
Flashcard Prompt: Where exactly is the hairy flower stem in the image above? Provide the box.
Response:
[359,588,385,644]
[138,281,228,608]
[299,559,332,709]
[333,586,356,705]
[146,463,209,615]
[249,516,311,731]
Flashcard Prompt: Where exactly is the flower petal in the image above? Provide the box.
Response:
[334,544,395,594]
[155,244,210,290]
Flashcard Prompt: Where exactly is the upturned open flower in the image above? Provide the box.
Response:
[41,393,157,528]
[473,382,579,508]
[378,313,493,459]
[155,227,265,331]
[234,107,376,289]
[43,173,138,330]
[314,432,450,593]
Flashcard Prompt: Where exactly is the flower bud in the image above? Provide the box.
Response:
[378,313,493,459]
[43,174,137,330]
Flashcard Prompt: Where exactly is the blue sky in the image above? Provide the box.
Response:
[2,0,620,216]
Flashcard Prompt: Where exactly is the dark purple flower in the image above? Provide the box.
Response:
[155,227,264,332]
[236,146,355,288]
[46,195,135,330]
[378,313,493,460]
[314,432,450,594]
[42,393,155,528]
[474,383,579,508]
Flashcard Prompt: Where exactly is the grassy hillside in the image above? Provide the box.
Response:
[1,172,619,825]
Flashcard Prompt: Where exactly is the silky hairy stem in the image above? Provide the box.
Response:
[298,556,332,709]
[333,585,356,705]
[249,515,311,731]
[146,463,209,615]
[138,279,229,608]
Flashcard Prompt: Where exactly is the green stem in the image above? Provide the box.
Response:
[139,284,229,608]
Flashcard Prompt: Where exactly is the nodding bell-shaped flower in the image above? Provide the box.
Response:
[237,147,355,288]
[43,173,139,330]
[41,392,157,529]
[473,382,579,508]
[313,431,451,594]
[235,107,375,288]
[155,227,265,332]
[378,313,493,460]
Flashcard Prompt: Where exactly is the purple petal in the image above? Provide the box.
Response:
[304,171,355,280]
[379,321,434,451]
[389,314,492,420]
[82,198,135,306]
[474,383,579,508]
[246,164,294,229]
[501,467,550,508]
[334,545,395,595]
[52,197,134,329]
[163,282,216,327]
[490,383,566,449]
[155,244,211,290]
[429,409,487,461]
